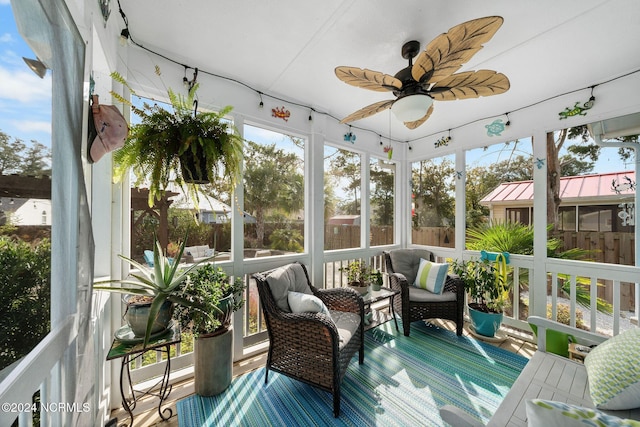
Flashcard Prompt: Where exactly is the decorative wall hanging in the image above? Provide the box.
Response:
[558,93,595,120]
[618,203,635,226]
[485,119,506,136]
[611,175,636,194]
[434,135,451,148]
[535,158,545,169]
[383,144,393,160]
[272,106,290,122]
[344,126,356,143]
[99,0,111,25]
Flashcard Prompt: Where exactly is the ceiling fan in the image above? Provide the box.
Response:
[335,16,510,129]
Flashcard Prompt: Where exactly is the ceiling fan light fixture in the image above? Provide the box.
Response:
[391,94,433,123]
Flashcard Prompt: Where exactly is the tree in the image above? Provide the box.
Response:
[243,140,304,247]
[0,131,26,175]
[411,158,455,227]
[0,130,51,177]
[328,149,361,215]
[370,161,394,225]
[22,141,51,177]
[547,126,638,229]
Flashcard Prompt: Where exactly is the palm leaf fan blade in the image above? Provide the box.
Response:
[404,104,435,129]
[412,16,504,84]
[334,66,402,92]
[430,70,510,101]
[339,99,394,124]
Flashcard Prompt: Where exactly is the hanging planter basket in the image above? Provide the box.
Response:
[180,145,211,184]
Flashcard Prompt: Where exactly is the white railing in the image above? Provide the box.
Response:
[0,315,77,427]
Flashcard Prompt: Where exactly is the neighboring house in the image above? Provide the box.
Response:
[168,186,256,224]
[0,197,52,226]
[480,171,635,232]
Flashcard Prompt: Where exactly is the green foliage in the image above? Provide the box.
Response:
[0,129,51,177]
[0,237,51,370]
[370,161,395,225]
[269,227,303,252]
[111,71,243,208]
[243,140,304,246]
[411,158,455,228]
[339,260,373,286]
[451,258,508,313]
[551,303,585,329]
[173,264,245,337]
[94,233,214,347]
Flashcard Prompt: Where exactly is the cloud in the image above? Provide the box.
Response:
[0,0,10,5]
[0,65,51,103]
[0,33,13,43]
[11,119,51,134]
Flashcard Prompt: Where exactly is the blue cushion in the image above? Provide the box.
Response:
[143,250,154,267]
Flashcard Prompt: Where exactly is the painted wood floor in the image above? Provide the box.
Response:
[108,320,537,427]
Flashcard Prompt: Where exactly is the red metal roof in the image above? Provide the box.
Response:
[481,171,636,204]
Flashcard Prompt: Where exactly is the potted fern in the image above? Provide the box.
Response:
[110,71,244,207]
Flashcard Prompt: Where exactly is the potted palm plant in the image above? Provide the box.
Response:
[94,233,212,348]
[173,264,245,396]
[451,258,509,337]
[110,71,244,207]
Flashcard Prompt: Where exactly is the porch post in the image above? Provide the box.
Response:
[531,131,548,318]
[309,117,326,286]
[454,148,465,258]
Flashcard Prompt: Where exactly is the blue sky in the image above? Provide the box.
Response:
[0,1,52,149]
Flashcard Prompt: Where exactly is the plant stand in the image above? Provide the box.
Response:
[106,324,180,427]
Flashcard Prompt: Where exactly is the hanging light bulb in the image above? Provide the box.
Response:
[119,28,130,46]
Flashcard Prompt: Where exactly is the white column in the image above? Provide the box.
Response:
[532,131,548,318]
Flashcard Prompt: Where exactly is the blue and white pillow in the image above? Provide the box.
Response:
[413,258,448,294]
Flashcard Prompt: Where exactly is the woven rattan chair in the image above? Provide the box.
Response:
[254,262,364,417]
[384,249,464,337]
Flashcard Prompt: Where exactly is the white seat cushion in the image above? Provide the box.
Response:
[329,310,361,350]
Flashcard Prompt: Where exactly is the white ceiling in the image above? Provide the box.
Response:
[118,0,640,144]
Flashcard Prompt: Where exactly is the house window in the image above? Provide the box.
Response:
[558,207,577,231]
[578,206,613,232]
[506,208,530,225]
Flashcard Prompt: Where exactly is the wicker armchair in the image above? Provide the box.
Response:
[254,262,364,417]
[384,249,464,337]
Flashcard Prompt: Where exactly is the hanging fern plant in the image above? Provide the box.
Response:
[110,70,243,207]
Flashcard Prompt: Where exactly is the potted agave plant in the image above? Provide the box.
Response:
[173,264,245,396]
[110,70,244,207]
[94,233,212,348]
[451,258,509,337]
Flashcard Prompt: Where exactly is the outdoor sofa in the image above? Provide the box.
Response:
[440,316,640,426]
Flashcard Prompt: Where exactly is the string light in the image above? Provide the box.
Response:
[115,1,640,148]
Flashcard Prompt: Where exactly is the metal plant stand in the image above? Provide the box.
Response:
[107,324,180,426]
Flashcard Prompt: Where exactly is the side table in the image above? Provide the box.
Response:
[107,324,181,426]
[568,342,592,363]
[362,287,400,331]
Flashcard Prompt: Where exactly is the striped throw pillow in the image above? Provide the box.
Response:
[413,258,448,294]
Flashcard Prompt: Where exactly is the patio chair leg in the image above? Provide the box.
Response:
[333,392,340,417]
[264,367,269,384]
[403,322,411,337]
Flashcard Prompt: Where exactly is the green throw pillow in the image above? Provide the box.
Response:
[525,399,640,427]
[584,328,640,410]
[413,258,448,294]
